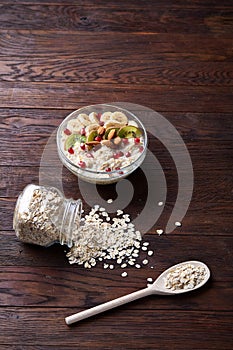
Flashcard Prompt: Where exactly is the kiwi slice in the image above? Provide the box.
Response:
[118,126,142,139]
[64,134,86,150]
[87,130,98,142]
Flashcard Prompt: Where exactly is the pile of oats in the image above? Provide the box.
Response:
[14,185,155,274]
[67,204,152,270]
[165,263,207,291]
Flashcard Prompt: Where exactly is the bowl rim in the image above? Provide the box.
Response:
[56,103,148,177]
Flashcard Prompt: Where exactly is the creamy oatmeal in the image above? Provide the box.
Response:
[60,110,145,174]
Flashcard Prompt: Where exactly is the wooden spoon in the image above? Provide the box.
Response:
[65,260,210,325]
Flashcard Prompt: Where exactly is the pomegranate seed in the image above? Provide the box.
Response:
[105,167,111,172]
[68,147,74,154]
[118,151,124,157]
[64,128,71,135]
[95,136,102,142]
[139,145,144,152]
[80,143,85,150]
[125,151,131,157]
[78,161,86,168]
[113,153,119,159]
[134,137,140,143]
[80,128,86,136]
[115,167,123,175]
[122,138,129,144]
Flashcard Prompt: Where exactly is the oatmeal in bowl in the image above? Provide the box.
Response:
[57,104,147,184]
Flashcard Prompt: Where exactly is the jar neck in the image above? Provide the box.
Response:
[60,198,82,247]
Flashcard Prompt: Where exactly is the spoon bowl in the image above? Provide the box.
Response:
[65,260,210,325]
[151,260,210,295]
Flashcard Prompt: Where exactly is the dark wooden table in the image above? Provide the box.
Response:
[0,0,233,349]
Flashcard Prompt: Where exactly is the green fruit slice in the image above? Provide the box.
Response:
[64,134,86,150]
[87,130,98,142]
[118,126,142,138]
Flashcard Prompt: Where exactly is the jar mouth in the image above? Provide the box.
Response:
[60,199,83,247]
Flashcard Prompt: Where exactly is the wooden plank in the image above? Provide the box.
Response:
[1,109,233,141]
[1,59,233,86]
[0,308,232,348]
[0,82,232,112]
[0,265,232,308]
[1,166,233,205]
[0,32,232,62]
[0,0,232,9]
[0,5,232,34]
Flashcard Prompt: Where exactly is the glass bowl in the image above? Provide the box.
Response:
[56,103,147,185]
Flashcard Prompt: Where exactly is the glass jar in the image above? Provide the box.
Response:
[13,184,82,248]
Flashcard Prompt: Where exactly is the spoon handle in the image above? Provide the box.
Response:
[65,287,152,325]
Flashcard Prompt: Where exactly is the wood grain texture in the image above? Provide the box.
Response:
[0,4,232,34]
[0,0,232,8]
[1,59,233,86]
[0,82,233,112]
[1,166,233,204]
[0,266,232,310]
[1,109,233,140]
[0,32,232,62]
[0,308,232,349]
[0,0,232,348]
